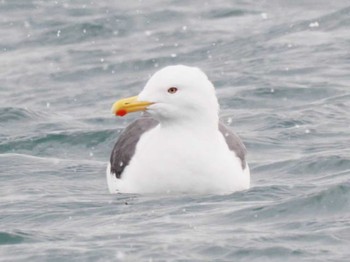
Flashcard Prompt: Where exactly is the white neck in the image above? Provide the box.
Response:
[158,113,219,137]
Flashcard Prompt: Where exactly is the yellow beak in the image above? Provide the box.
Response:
[111,96,153,117]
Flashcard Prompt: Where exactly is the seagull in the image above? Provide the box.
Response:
[107,65,250,194]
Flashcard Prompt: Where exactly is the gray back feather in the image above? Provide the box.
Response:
[219,122,247,169]
[110,117,158,178]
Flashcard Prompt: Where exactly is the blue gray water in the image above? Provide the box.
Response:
[1,0,350,261]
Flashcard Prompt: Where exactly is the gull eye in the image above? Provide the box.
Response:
[167,87,178,94]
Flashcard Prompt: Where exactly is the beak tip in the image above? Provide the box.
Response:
[116,109,127,117]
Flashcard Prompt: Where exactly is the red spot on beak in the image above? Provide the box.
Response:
[116,109,127,117]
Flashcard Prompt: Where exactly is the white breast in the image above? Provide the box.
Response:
[111,125,250,194]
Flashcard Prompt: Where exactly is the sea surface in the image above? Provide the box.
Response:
[1,0,350,261]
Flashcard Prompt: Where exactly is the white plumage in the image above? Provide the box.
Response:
[107,65,250,194]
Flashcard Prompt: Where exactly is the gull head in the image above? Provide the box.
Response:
[112,65,219,125]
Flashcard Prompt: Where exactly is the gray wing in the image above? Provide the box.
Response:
[110,117,158,178]
[219,122,247,169]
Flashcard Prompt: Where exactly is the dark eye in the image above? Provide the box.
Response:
[167,87,178,94]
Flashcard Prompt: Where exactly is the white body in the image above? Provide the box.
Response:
[107,123,250,194]
[107,65,250,194]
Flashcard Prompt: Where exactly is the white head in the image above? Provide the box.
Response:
[112,65,220,127]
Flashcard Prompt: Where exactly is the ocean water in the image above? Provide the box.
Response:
[1,0,350,261]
